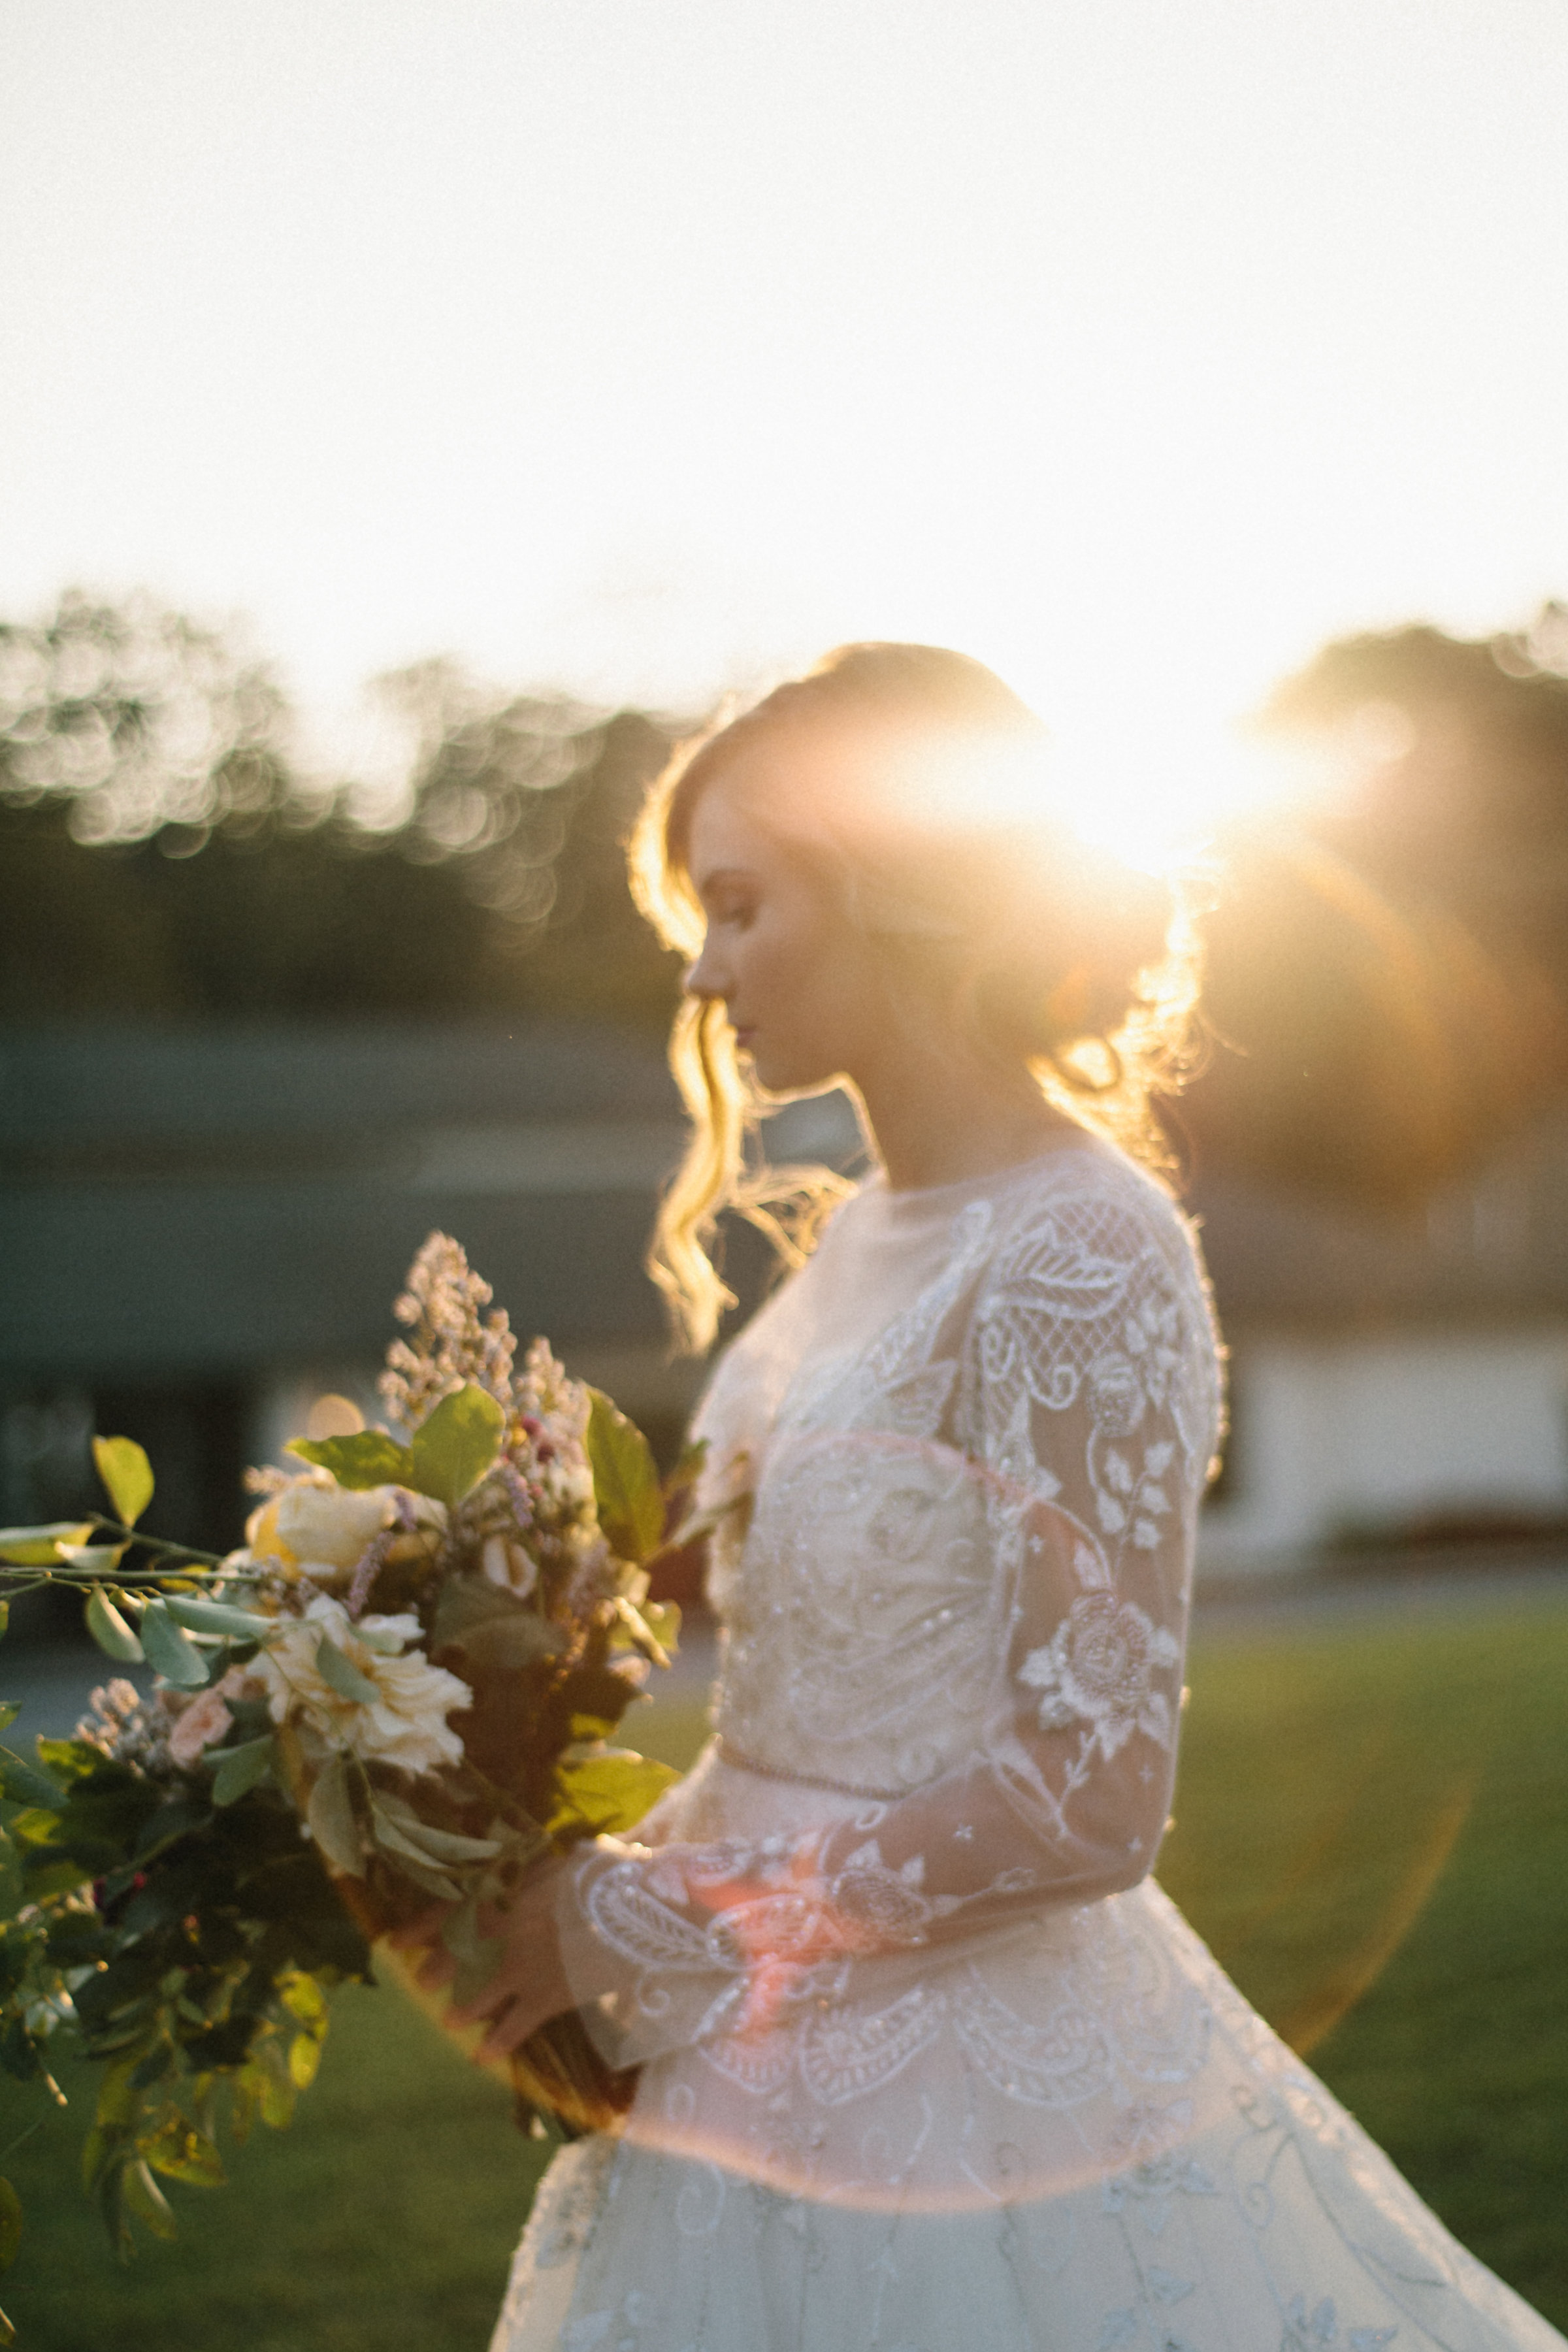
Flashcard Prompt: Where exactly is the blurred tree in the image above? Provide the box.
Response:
[1186,613,1568,1203]
[0,594,684,1027]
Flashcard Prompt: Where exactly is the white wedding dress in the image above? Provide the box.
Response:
[491,1137,1563,2352]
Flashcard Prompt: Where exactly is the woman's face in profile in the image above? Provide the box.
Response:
[683,763,886,1097]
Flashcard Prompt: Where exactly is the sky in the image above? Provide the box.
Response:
[4,0,1568,849]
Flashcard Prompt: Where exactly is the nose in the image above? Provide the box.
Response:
[684,933,728,1002]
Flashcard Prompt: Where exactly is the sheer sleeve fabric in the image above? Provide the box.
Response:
[555,1165,1221,2070]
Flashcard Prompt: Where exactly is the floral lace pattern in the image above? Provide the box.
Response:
[495,1147,1561,2352]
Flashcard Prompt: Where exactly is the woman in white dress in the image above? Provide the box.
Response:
[450,644,1563,2352]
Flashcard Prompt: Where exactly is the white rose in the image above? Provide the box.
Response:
[257,1595,471,1777]
[275,1477,395,1572]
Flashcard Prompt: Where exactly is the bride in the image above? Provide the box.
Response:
[442,644,1561,2351]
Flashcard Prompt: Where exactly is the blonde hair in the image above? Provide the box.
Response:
[629,643,1203,1351]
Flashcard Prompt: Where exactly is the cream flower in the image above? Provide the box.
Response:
[256,1596,471,1776]
[1019,1593,1179,1760]
[244,1472,396,1587]
[481,1533,538,1599]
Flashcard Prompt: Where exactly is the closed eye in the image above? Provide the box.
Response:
[696,867,760,929]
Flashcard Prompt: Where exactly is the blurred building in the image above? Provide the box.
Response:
[1194,1110,1568,1569]
[4,1021,1566,1587]
[0,1024,701,1569]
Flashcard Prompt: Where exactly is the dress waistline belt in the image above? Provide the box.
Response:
[714,1734,907,1804]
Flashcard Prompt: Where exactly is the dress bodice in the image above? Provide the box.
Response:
[696,1139,1222,1801]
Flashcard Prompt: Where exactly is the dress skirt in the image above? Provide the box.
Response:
[487,1880,1563,2352]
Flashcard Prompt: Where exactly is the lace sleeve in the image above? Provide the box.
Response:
[555,1168,1222,2070]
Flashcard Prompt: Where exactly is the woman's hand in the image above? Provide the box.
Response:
[423,1856,578,2061]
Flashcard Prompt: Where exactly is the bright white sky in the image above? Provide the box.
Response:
[4,0,1568,849]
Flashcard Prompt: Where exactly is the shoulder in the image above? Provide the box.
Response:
[985,1139,1205,1284]
[970,1141,1219,1369]
[962,1140,1223,1450]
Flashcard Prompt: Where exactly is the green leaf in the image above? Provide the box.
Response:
[139,1603,210,1688]
[0,1705,18,1735]
[313,1637,382,1707]
[306,1754,364,1876]
[0,1605,8,1643]
[0,1748,61,1811]
[408,1383,504,1509]
[210,1735,276,1807]
[85,1588,144,1663]
[164,1593,276,1642]
[0,1521,94,1565]
[585,1390,664,1565]
[284,1430,412,1489]
[279,1971,328,2030]
[92,1436,155,1529]
[133,1795,212,1863]
[0,2179,20,2275]
[287,2030,321,2091]
[34,1733,105,1785]
[640,1601,681,1659]
[551,1747,679,1840]
[142,2115,224,2188]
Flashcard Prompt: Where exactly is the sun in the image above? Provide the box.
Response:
[1039,709,1335,877]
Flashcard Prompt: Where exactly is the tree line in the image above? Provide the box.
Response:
[6,589,1568,1205]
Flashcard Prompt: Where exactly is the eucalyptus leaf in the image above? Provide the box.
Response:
[122,2158,178,2240]
[372,1793,500,1864]
[139,1603,210,1689]
[91,1435,155,1529]
[84,1589,144,1663]
[585,1390,664,1564]
[285,1429,412,1490]
[56,1544,127,1575]
[0,1522,94,1566]
[408,1383,504,1509]
[306,1753,364,1876]
[0,2178,18,2275]
[0,1705,18,1735]
[314,1637,382,1707]
[210,1735,276,1807]
[367,1801,463,1888]
[164,1594,276,1642]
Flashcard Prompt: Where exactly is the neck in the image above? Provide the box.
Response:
[847,1032,1073,1193]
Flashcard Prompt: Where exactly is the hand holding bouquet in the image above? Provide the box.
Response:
[0,1234,691,2269]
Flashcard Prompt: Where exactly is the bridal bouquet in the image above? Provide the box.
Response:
[0,1235,687,2267]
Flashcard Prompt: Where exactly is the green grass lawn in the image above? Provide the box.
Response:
[8,1590,1568,2347]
